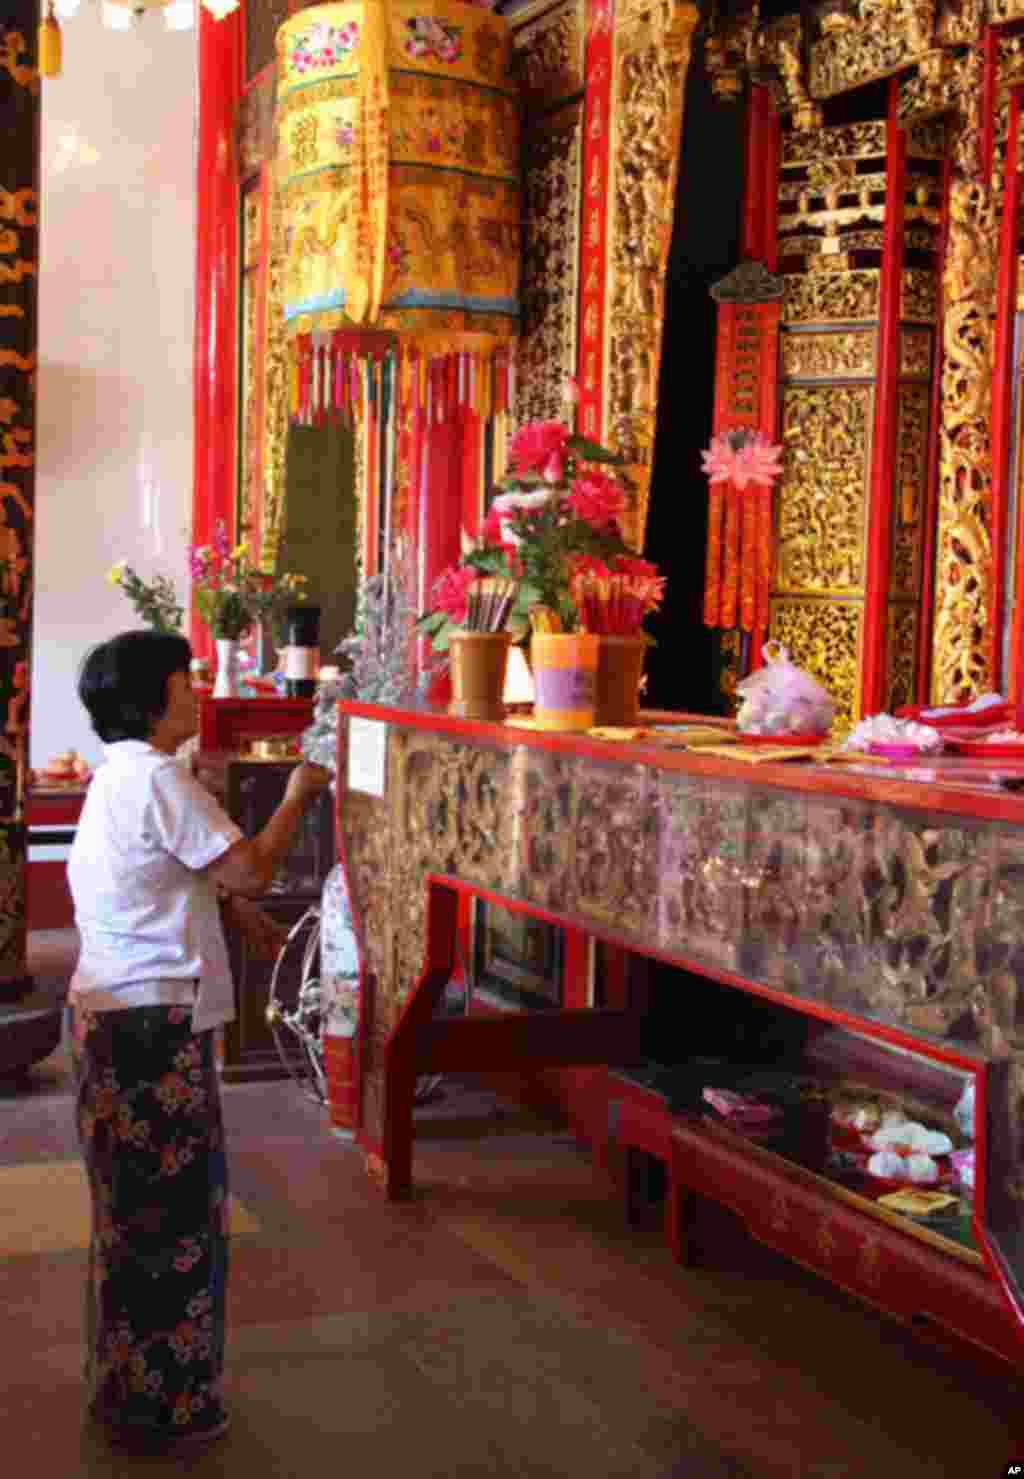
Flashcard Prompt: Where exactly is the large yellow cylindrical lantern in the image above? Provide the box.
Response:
[276,0,520,347]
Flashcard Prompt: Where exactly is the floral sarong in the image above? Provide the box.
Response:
[69,1002,229,1442]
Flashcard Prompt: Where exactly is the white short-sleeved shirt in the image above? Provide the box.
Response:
[67,740,243,1032]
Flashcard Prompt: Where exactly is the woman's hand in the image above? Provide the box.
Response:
[284,761,332,806]
[220,894,290,961]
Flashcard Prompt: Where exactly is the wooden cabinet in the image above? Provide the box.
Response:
[197,751,333,1080]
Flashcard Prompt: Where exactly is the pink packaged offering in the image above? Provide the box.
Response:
[951,1147,975,1195]
[702,1087,781,1124]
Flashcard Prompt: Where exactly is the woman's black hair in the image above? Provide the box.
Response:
[78,630,193,743]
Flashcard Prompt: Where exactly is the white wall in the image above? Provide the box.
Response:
[32,6,196,769]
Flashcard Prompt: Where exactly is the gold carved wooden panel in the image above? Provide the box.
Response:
[768,596,862,732]
[510,0,584,111]
[517,106,582,426]
[886,603,919,714]
[782,329,876,381]
[776,383,872,595]
[898,328,933,378]
[807,0,936,100]
[891,382,930,599]
[784,270,880,324]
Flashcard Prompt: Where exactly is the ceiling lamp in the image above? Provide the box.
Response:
[39,0,235,79]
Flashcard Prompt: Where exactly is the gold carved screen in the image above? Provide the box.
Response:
[772,118,940,730]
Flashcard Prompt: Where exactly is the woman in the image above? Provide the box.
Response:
[67,629,330,1449]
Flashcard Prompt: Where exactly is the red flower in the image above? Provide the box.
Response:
[613,556,660,581]
[570,554,613,581]
[566,473,625,529]
[431,563,477,625]
[508,419,570,477]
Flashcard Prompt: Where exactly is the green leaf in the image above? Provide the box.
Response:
[568,436,623,465]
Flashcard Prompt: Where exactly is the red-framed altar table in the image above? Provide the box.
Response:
[335,701,1024,1365]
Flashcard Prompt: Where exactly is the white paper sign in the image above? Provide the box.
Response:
[347,717,388,797]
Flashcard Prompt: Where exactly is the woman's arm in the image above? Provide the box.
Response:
[205,761,331,896]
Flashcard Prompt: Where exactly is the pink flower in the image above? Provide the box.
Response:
[566,473,625,529]
[508,419,570,476]
[431,563,477,625]
[701,430,783,489]
[541,450,565,483]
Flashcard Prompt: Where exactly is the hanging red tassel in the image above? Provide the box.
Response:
[703,481,724,627]
[720,482,740,629]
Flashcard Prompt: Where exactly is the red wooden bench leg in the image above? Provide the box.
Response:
[665,1176,698,1266]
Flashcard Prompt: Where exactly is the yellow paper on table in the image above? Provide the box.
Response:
[587,726,650,742]
[876,1189,958,1216]
[694,743,821,764]
[665,726,740,747]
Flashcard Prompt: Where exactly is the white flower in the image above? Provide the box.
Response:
[490,489,555,546]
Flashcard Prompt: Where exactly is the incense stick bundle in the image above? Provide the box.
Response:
[466,577,517,632]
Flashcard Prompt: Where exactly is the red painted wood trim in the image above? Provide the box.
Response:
[989,86,1022,695]
[862,79,906,716]
[562,927,590,1010]
[741,84,776,261]
[249,166,271,564]
[764,104,781,276]
[916,132,952,703]
[338,700,1024,826]
[415,1008,644,1073]
[193,7,242,662]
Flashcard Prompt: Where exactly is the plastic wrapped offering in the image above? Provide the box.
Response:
[735,642,835,738]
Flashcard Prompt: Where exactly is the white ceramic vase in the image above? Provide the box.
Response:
[213,638,240,699]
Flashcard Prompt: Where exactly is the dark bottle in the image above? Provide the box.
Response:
[284,604,321,698]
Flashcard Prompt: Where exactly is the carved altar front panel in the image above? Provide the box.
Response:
[342,718,1013,1122]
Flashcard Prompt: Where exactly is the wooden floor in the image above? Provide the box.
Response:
[0,999,1020,1477]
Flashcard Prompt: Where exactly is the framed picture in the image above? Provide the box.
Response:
[472,898,564,1010]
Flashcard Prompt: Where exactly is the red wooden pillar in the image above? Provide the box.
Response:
[192,7,242,661]
[740,84,779,671]
[861,78,906,716]
[995,88,1023,699]
[916,131,952,704]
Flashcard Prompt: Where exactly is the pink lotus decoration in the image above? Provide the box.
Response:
[701,429,784,489]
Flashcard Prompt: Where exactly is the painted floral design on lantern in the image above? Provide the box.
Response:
[386,225,411,281]
[403,16,463,64]
[334,115,355,153]
[289,20,360,75]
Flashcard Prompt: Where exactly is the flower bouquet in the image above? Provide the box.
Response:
[189,522,308,641]
[417,414,661,728]
[107,562,183,634]
[417,416,638,652]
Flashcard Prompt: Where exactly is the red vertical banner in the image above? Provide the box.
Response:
[862,78,906,717]
[704,300,780,639]
[703,86,781,665]
[578,0,613,442]
[193,7,242,661]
